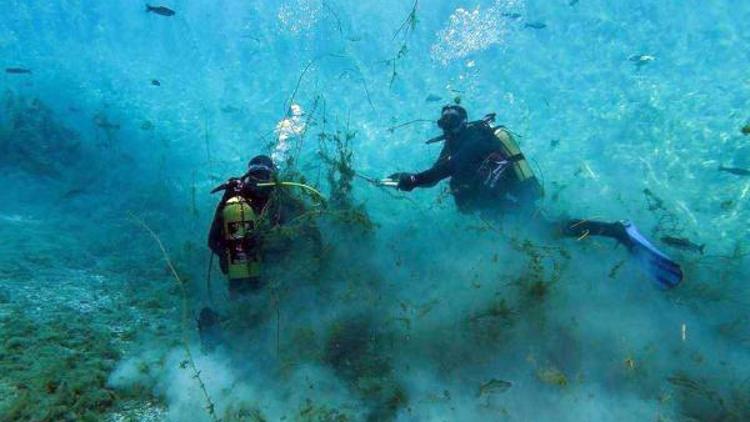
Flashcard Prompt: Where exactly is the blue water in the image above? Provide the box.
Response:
[1,0,749,420]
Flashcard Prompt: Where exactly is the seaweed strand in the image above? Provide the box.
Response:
[129,213,220,422]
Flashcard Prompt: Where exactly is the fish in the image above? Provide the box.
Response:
[146,4,175,16]
[629,54,655,67]
[718,165,750,176]
[61,188,86,199]
[569,0,579,5]
[525,22,547,29]
[478,379,512,397]
[141,120,155,130]
[425,94,442,103]
[501,12,522,19]
[98,122,120,130]
[151,79,161,86]
[5,67,32,74]
[660,236,706,254]
[220,105,240,113]
[741,124,750,135]
[93,114,121,130]
[550,139,560,149]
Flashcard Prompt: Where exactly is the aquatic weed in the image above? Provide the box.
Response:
[386,0,419,88]
[129,215,220,422]
[0,309,120,420]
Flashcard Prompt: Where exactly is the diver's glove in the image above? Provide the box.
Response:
[388,172,418,191]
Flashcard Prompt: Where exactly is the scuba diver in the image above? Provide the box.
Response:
[386,105,683,288]
[198,154,322,349]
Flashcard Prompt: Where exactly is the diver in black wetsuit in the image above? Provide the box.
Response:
[199,155,321,350]
[208,155,283,297]
[388,105,683,288]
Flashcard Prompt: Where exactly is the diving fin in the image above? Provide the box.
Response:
[197,307,223,352]
[621,221,683,288]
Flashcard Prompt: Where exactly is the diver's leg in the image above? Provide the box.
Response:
[556,217,683,288]
[559,218,628,243]
[197,306,223,352]
[228,277,264,301]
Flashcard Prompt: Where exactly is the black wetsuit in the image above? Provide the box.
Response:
[409,123,628,242]
[412,122,536,213]
[393,116,683,289]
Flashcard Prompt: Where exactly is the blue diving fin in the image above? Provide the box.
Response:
[621,220,683,288]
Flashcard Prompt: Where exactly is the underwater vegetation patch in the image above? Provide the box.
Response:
[0,93,83,178]
[668,372,750,421]
[0,308,120,420]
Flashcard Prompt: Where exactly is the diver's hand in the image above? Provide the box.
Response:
[388,172,417,191]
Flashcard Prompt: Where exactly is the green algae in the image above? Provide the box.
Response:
[1,93,83,178]
[324,316,407,421]
[0,308,121,420]
[668,372,750,421]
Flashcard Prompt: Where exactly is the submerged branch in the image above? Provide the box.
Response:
[387,119,433,133]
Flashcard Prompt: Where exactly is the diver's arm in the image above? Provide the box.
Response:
[413,158,452,187]
[391,144,453,190]
[207,206,224,255]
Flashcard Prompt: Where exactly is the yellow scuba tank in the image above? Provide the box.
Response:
[222,196,261,280]
[493,127,544,199]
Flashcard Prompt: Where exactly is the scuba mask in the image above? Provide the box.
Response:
[243,162,276,198]
[246,164,273,182]
[437,105,468,133]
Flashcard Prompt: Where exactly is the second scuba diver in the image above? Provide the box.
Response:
[199,155,322,349]
[387,105,683,288]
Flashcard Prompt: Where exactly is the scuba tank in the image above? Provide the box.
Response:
[211,176,262,281]
[222,196,261,281]
[491,126,544,200]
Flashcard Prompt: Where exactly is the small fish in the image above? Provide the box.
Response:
[220,105,240,113]
[425,94,442,103]
[741,124,750,135]
[629,54,655,67]
[61,188,86,199]
[98,122,120,130]
[478,379,512,397]
[569,0,579,5]
[94,114,121,130]
[347,35,363,42]
[660,236,706,254]
[550,139,560,149]
[5,67,32,74]
[501,12,522,19]
[718,165,750,176]
[141,120,155,130]
[524,22,547,29]
[151,79,161,86]
[146,4,175,16]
